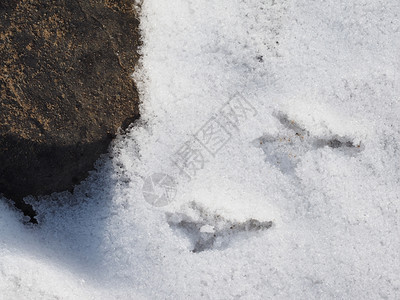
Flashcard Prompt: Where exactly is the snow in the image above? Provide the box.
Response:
[2,0,400,298]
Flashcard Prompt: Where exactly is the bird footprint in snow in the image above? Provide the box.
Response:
[254,113,363,174]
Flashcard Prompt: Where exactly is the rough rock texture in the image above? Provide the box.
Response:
[0,0,141,218]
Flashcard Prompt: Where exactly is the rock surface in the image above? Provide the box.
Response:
[0,0,141,217]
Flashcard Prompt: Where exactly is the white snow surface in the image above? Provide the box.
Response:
[2,0,400,299]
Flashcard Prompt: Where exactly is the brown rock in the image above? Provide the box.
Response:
[0,0,141,220]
